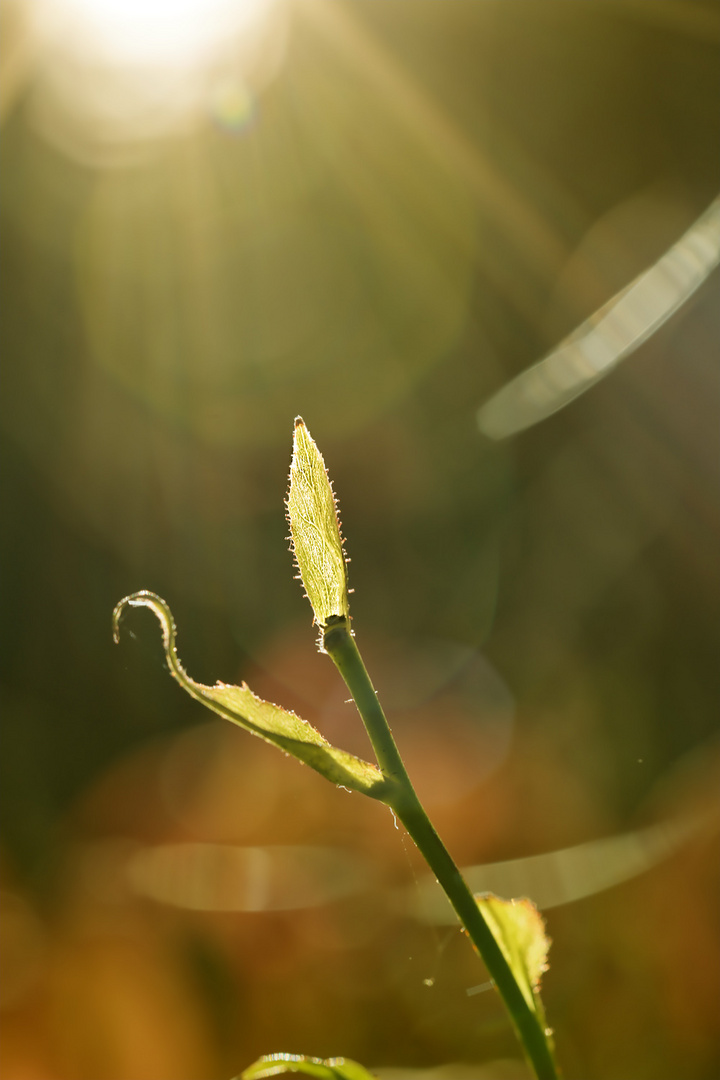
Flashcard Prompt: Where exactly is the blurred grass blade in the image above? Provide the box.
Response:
[126,843,372,912]
[409,814,702,919]
[478,194,720,438]
[475,894,554,1061]
[287,417,350,629]
[112,591,386,798]
[241,1054,377,1080]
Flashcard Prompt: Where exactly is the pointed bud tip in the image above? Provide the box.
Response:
[294,416,305,429]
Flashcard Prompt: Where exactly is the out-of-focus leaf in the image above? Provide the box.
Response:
[287,418,350,628]
[112,591,386,799]
[475,894,550,1019]
[240,1053,377,1080]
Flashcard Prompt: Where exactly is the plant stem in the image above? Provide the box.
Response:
[323,619,558,1080]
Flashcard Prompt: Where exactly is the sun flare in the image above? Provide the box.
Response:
[37,0,277,68]
[28,0,285,158]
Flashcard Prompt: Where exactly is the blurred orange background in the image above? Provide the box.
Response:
[1,2,719,1078]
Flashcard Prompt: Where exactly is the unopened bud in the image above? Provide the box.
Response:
[287,418,350,628]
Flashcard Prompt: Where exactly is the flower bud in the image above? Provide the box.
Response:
[287,418,350,628]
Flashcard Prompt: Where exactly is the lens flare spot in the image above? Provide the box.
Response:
[210,78,257,133]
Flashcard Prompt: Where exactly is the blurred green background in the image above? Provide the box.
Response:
[1,2,718,1078]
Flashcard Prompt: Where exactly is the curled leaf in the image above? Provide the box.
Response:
[241,1054,376,1080]
[287,418,350,628]
[112,591,387,799]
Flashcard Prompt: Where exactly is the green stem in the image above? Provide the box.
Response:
[323,618,558,1080]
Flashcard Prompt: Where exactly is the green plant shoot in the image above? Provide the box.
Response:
[287,417,349,628]
[113,418,560,1080]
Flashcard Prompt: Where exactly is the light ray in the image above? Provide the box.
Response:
[297,0,569,296]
